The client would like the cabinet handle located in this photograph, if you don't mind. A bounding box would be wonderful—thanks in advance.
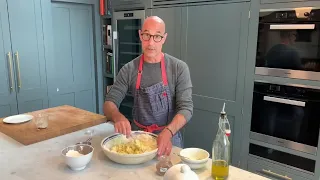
[14,51,22,90]
[7,52,14,92]
[261,169,292,180]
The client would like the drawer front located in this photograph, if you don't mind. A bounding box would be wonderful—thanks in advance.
[248,160,310,180]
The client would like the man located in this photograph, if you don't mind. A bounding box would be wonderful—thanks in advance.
[103,16,193,156]
[265,30,302,70]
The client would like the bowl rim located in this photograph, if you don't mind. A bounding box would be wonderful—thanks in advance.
[179,147,210,163]
[61,144,94,157]
[100,131,158,157]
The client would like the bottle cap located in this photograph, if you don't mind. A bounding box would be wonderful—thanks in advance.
[225,129,231,136]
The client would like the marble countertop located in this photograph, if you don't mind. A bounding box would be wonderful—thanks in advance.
[0,122,270,180]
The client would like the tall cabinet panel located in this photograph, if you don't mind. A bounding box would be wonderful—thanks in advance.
[0,0,18,117]
[149,7,182,59]
[7,0,48,113]
[183,2,250,167]
[50,2,96,113]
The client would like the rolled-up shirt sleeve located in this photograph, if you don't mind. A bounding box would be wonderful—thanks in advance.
[175,61,193,122]
[105,64,129,108]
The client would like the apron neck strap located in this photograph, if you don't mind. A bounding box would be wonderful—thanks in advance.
[136,53,168,90]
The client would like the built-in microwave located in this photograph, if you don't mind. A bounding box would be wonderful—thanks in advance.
[255,7,320,81]
[250,81,320,155]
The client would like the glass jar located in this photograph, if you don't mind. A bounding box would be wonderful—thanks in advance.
[212,103,231,180]
[156,155,173,176]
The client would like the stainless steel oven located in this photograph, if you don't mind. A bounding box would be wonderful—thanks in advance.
[250,81,320,155]
[256,7,320,81]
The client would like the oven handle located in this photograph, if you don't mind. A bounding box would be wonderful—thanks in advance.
[263,96,306,107]
[270,24,315,30]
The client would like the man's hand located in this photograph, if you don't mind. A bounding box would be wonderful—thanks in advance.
[157,128,173,156]
[114,114,131,137]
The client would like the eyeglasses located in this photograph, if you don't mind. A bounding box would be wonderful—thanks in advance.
[141,33,165,42]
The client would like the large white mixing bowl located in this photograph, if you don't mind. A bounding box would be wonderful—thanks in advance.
[101,131,158,165]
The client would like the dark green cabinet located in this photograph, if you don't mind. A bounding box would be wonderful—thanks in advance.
[0,0,48,118]
[8,0,49,113]
[182,2,250,167]
[148,7,182,59]
[49,2,97,113]
[0,0,18,117]
[0,0,100,118]
[148,1,250,167]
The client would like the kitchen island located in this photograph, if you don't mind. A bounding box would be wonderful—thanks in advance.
[0,121,269,180]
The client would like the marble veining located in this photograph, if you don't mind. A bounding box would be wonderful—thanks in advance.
[0,122,270,180]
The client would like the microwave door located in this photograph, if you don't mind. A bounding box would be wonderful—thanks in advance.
[263,96,306,107]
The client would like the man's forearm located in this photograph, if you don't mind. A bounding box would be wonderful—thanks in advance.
[166,114,187,135]
[103,101,125,122]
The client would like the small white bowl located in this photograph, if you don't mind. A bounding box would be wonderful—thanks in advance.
[61,144,94,171]
[179,148,209,170]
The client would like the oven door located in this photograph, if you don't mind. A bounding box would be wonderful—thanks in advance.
[255,8,320,81]
[250,82,320,155]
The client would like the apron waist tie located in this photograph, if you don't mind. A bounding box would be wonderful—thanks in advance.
[134,120,165,133]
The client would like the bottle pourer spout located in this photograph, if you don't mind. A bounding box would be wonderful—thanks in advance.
[221,103,226,115]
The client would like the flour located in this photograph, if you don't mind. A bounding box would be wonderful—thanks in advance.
[66,150,83,157]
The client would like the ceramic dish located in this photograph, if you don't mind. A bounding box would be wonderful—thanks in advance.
[61,144,94,171]
[101,131,158,165]
[179,148,209,169]
[3,114,33,124]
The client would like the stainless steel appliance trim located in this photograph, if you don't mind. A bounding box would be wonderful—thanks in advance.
[254,80,320,90]
[112,36,117,82]
[270,24,315,30]
[261,169,292,180]
[250,131,317,155]
[263,96,306,107]
[260,7,320,12]
[255,67,320,81]
[248,154,315,176]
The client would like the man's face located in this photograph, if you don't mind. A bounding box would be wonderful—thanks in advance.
[289,31,297,45]
[139,21,167,59]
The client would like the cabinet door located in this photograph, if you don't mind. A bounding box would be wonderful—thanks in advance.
[183,2,250,167]
[0,0,18,118]
[7,0,48,113]
[50,2,96,113]
[150,7,182,59]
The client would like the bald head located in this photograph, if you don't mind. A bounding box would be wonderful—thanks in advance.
[139,16,167,62]
[142,16,166,34]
